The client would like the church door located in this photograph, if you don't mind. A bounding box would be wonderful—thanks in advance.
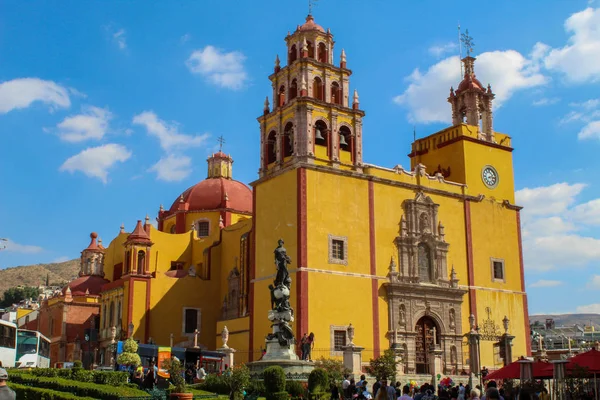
[415,316,439,374]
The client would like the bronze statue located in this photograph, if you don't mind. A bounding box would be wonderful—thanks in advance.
[274,239,291,289]
[267,239,296,347]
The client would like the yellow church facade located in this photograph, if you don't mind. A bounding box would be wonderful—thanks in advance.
[92,14,530,373]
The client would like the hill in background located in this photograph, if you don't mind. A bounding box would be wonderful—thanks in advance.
[530,314,600,327]
[0,259,79,297]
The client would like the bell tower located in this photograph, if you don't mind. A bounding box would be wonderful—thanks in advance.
[257,14,365,177]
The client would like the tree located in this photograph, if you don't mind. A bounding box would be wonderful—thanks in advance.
[162,357,187,394]
[314,357,351,384]
[223,364,250,400]
[116,337,141,367]
[365,349,399,382]
[0,286,40,308]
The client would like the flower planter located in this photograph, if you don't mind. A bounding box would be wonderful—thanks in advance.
[170,393,193,400]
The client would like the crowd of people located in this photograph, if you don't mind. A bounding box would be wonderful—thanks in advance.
[335,375,551,400]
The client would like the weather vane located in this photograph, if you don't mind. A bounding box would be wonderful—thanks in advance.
[217,135,226,152]
[460,29,474,57]
[308,0,318,15]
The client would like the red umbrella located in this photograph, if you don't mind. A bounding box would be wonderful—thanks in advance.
[484,360,553,381]
[567,349,600,374]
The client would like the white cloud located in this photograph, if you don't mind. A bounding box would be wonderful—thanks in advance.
[576,304,600,313]
[571,98,600,110]
[52,256,70,263]
[132,111,209,151]
[578,121,600,140]
[572,198,600,225]
[0,78,70,114]
[393,49,547,124]
[516,182,586,216]
[529,280,563,288]
[428,42,458,58]
[180,33,191,44]
[56,106,112,142]
[521,216,576,238]
[59,143,131,183]
[186,45,247,90]
[532,97,560,106]
[1,239,43,254]
[113,29,127,50]
[543,7,600,83]
[148,154,192,182]
[586,275,600,289]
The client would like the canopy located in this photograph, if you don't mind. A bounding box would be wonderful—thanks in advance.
[567,349,600,374]
[484,360,553,381]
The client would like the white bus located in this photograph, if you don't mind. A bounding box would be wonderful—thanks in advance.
[16,329,50,368]
[0,320,17,368]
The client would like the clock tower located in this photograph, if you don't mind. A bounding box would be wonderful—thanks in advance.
[409,55,515,203]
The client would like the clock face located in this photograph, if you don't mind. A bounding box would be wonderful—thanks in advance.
[482,166,499,188]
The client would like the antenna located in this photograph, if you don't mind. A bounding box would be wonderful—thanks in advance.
[458,23,463,76]
[308,0,318,15]
[217,135,226,152]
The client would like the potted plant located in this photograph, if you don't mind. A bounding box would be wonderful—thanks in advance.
[162,357,192,400]
[116,338,141,368]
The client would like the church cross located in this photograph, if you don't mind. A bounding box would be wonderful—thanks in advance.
[217,135,226,152]
[308,0,318,15]
[460,29,475,57]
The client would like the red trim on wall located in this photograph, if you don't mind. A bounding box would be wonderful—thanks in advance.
[248,188,256,361]
[296,168,309,339]
[368,181,380,358]
[145,279,151,344]
[463,200,477,320]
[516,210,531,355]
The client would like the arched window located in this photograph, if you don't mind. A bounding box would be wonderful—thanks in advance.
[125,250,131,274]
[289,79,298,100]
[307,41,314,58]
[266,131,277,165]
[313,77,323,101]
[137,250,145,274]
[278,85,286,107]
[289,44,298,64]
[314,120,328,148]
[317,42,327,63]
[117,300,122,327]
[282,122,294,158]
[339,126,351,153]
[418,243,432,282]
[330,82,341,105]
[109,301,115,328]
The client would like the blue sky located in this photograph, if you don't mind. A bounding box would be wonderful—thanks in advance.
[2,0,600,315]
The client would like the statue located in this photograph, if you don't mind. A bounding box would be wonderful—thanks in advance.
[266,239,296,348]
[274,239,291,289]
[221,326,229,348]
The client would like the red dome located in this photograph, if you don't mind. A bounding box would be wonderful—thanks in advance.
[456,75,484,94]
[298,15,325,33]
[63,275,109,296]
[169,177,252,213]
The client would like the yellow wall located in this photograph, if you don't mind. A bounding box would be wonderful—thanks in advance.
[216,317,250,363]
[253,169,298,352]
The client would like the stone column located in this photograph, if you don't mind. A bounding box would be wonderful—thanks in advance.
[429,344,444,384]
[501,333,515,366]
[342,345,364,379]
[551,360,568,400]
[219,347,236,369]
[391,343,405,382]
[466,315,481,389]
[519,359,534,381]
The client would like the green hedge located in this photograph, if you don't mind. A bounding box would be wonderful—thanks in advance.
[285,380,307,398]
[263,366,286,394]
[9,373,149,400]
[15,367,129,385]
[8,382,97,400]
[308,369,328,393]
[193,374,230,395]
[267,391,290,400]
[246,380,267,396]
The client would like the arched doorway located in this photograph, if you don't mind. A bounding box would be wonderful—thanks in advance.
[414,316,440,374]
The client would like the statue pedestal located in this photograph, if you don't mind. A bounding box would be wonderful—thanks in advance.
[429,346,444,383]
[261,338,298,361]
[218,346,236,368]
[342,344,364,378]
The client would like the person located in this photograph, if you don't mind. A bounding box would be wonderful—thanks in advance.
[196,365,207,381]
[382,379,396,400]
[398,385,412,400]
[360,383,373,400]
[538,388,549,400]
[470,388,481,400]
[131,369,143,388]
[143,360,157,389]
[414,385,426,400]
[349,379,356,399]
[331,382,340,400]
[394,382,401,398]
[0,368,15,400]
[373,379,382,398]
[356,375,366,389]
[481,381,504,400]
[307,332,315,361]
[375,384,387,400]
[300,333,308,360]
[342,375,351,400]
[486,388,500,400]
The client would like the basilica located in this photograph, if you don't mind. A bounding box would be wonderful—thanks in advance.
[39,14,530,374]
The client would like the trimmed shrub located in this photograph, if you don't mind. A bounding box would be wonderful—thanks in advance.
[308,368,329,393]
[8,382,97,400]
[247,380,267,396]
[268,391,291,400]
[196,373,230,394]
[9,373,149,400]
[20,367,129,386]
[286,380,307,398]
[263,366,286,394]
